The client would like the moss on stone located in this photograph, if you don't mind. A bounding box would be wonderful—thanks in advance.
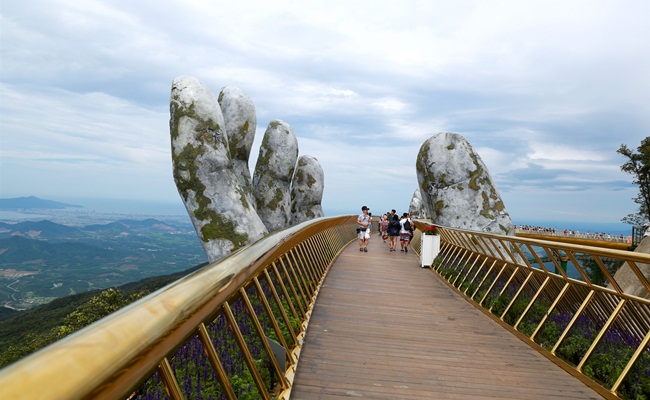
[468,165,483,190]
[266,188,284,211]
[306,173,317,188]
[446,143,455,150]
[196,209,249,251]
[172,144,207,203]
[171,97,242,247]
[493,199,505,212]
[416,142,430,174]
[169,101,222,144]
[255,137,277,180]
[435,200,444,216]
[236,186,250,210]
[227,129,241,160]
[439,173,447,188]
[294,169,304,185]
[480,192,494,219]
[467,151,486,191]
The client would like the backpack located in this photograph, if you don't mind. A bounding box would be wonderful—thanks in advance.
[403,220,411,231]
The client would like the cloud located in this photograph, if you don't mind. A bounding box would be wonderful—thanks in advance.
[1,0,649,223]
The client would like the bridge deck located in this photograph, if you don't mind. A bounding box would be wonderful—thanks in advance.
[290,235,603,399]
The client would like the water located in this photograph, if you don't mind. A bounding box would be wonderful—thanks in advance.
[513,220,632,237]
[0,196,635,237]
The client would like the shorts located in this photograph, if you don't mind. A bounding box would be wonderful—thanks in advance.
[358,229,370,240]
[400,233,411,243]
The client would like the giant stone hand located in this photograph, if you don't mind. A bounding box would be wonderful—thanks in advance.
[170,76,325,263]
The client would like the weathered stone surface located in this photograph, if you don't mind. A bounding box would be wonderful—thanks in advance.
[218,86,256,209]
[253,120,299,231]
[170,76,268,263]
[610,236,650,299]
[409,188,428,219]
[416,132,514,235]
[291,155,325,224]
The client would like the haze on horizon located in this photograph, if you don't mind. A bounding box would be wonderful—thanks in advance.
[1,1,649,223]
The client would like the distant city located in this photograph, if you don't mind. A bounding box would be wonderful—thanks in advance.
[0,196,633,236]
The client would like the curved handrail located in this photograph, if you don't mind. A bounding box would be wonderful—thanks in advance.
[412,220,650,400]
[0,215,358,400]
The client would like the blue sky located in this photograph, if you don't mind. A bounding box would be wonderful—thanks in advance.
[1,0,649,224]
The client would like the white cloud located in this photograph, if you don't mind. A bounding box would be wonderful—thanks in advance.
[1,0,649,223]
[529,143,606,162]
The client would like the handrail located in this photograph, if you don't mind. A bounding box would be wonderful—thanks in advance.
[411,221,650,400]
[0,215,358,400]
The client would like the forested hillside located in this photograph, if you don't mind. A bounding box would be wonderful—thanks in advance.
[0,262,206,367]
[0,218,206,309]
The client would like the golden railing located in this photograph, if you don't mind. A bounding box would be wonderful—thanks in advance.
[0,215,358,400]
[411,221,650,400]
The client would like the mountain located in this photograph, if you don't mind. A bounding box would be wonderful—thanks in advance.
[0,235,114,264]
[0,261,208,365]
[0,218,206,310]
[0,219,183,240]
[83,218,177,233]
[0,220,85,240]
[0,196,82,210]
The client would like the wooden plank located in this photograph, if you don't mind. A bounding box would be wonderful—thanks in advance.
[290,236,604,399]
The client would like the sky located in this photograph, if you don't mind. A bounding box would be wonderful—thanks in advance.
[1,0,649,225]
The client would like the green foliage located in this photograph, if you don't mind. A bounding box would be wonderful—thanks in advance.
[0,263,204,368]
[52,288,143,339]
[436,256,650,399]
[0,218,206,310]
[489,293,511,316]
[130,275,304,399]
[517,300,550,337]
[558,328,595,365]
[502,295,529,326]
[0,288,143,367]
[618,137,650,225]
[0,331,56,367]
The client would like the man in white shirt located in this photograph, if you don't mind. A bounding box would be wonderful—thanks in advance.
[399,213,412,253]
[357,206,371,252]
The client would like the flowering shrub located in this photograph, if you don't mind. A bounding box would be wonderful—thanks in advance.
[422,225,438,235]
[437,259,650,399]
[132,278,300,399]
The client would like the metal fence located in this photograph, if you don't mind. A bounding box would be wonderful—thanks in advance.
[3,216,648,399]
[0,215,358,400]
[411,221,650,400]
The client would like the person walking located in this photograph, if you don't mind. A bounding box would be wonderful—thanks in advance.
[379,214,389,243]
[387,214,401,252]
[357,206,371,252]
[399,212,412,253]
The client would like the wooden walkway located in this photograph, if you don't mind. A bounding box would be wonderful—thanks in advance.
[290,235,603,399]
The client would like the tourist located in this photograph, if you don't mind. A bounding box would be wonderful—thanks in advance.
[357,206,371,252]
[399,213,412,252]
[379,214,389,243]
[387,214,401,252]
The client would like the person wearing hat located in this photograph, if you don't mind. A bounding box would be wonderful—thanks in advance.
[357,206,371,252]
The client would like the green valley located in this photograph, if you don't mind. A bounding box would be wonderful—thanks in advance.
[0,218,206,310]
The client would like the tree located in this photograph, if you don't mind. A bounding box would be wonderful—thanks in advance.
[618,137,650,225]
[52,288,143,339]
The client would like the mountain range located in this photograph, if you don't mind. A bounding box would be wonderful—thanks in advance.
[0,196,82,210]
[0,217,206,310]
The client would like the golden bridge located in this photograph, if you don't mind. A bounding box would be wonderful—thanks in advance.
[1,216,649,399]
